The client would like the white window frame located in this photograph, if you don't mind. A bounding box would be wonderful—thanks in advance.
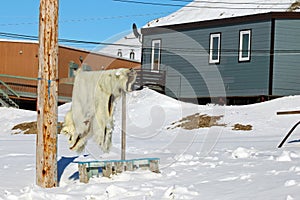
[151,39,161,72]
[209,33,221,64]
[239,29,251,62]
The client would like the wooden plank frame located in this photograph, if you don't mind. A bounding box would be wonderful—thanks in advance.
[77,158,160,183]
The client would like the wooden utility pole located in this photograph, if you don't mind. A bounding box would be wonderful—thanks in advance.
[121,91,126,160]
[36,0,59,188]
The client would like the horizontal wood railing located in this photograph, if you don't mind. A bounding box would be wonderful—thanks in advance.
[0,74,73,102]
[134,69,166,92]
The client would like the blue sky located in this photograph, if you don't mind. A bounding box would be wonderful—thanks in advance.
[0,0,187,49]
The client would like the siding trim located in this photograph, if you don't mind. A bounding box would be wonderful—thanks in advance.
[269,18,275,95]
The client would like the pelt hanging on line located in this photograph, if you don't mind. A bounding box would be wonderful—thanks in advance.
[61,68,136,153]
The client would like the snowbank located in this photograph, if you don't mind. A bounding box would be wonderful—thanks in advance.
[1,88,300,199]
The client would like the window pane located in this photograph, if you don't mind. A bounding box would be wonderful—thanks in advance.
[242,34,249,58]
[212,37,219,60]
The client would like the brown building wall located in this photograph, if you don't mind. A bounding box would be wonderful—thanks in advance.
[0,40,140,79]
[0,41,39,77]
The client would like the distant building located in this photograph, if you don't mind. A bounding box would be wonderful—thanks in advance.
[99,32,142,62]
[0,39,140,109]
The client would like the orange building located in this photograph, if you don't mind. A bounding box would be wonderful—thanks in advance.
[0,40,140,109]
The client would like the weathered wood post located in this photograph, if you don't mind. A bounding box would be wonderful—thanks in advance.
[36,0,59,188]
[121,91,126,160]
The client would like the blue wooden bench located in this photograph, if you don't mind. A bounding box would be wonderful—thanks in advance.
[75,158,160,183]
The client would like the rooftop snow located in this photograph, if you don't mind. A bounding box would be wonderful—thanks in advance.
[146,0,300,27]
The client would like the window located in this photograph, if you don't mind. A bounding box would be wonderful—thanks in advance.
[130,49,135,60]
[209,33,221,64]
[151,39,161,71]
[239,30,251,62]
[117,49,122,57]
[69,61,79,77]
[82,64,92,71]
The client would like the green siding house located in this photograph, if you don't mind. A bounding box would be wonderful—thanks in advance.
[141,12,300,104]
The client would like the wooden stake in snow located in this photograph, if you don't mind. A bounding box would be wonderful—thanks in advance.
[36,0,59,188]
[121,91,126,160]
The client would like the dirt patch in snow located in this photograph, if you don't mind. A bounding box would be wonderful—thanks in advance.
[12,121,63,134]
[232,123,252,131]
[168,113,253,131]
[168,113,226,130]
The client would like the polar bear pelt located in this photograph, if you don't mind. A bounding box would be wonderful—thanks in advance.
[61,68,137,153]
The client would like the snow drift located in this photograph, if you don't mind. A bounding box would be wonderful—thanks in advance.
[1,88,300,199]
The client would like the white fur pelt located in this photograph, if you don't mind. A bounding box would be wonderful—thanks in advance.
[61,68,137,153]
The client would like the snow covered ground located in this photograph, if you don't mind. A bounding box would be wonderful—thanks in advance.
[1,88,300,199]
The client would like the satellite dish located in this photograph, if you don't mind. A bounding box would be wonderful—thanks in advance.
[132,23,141,40]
